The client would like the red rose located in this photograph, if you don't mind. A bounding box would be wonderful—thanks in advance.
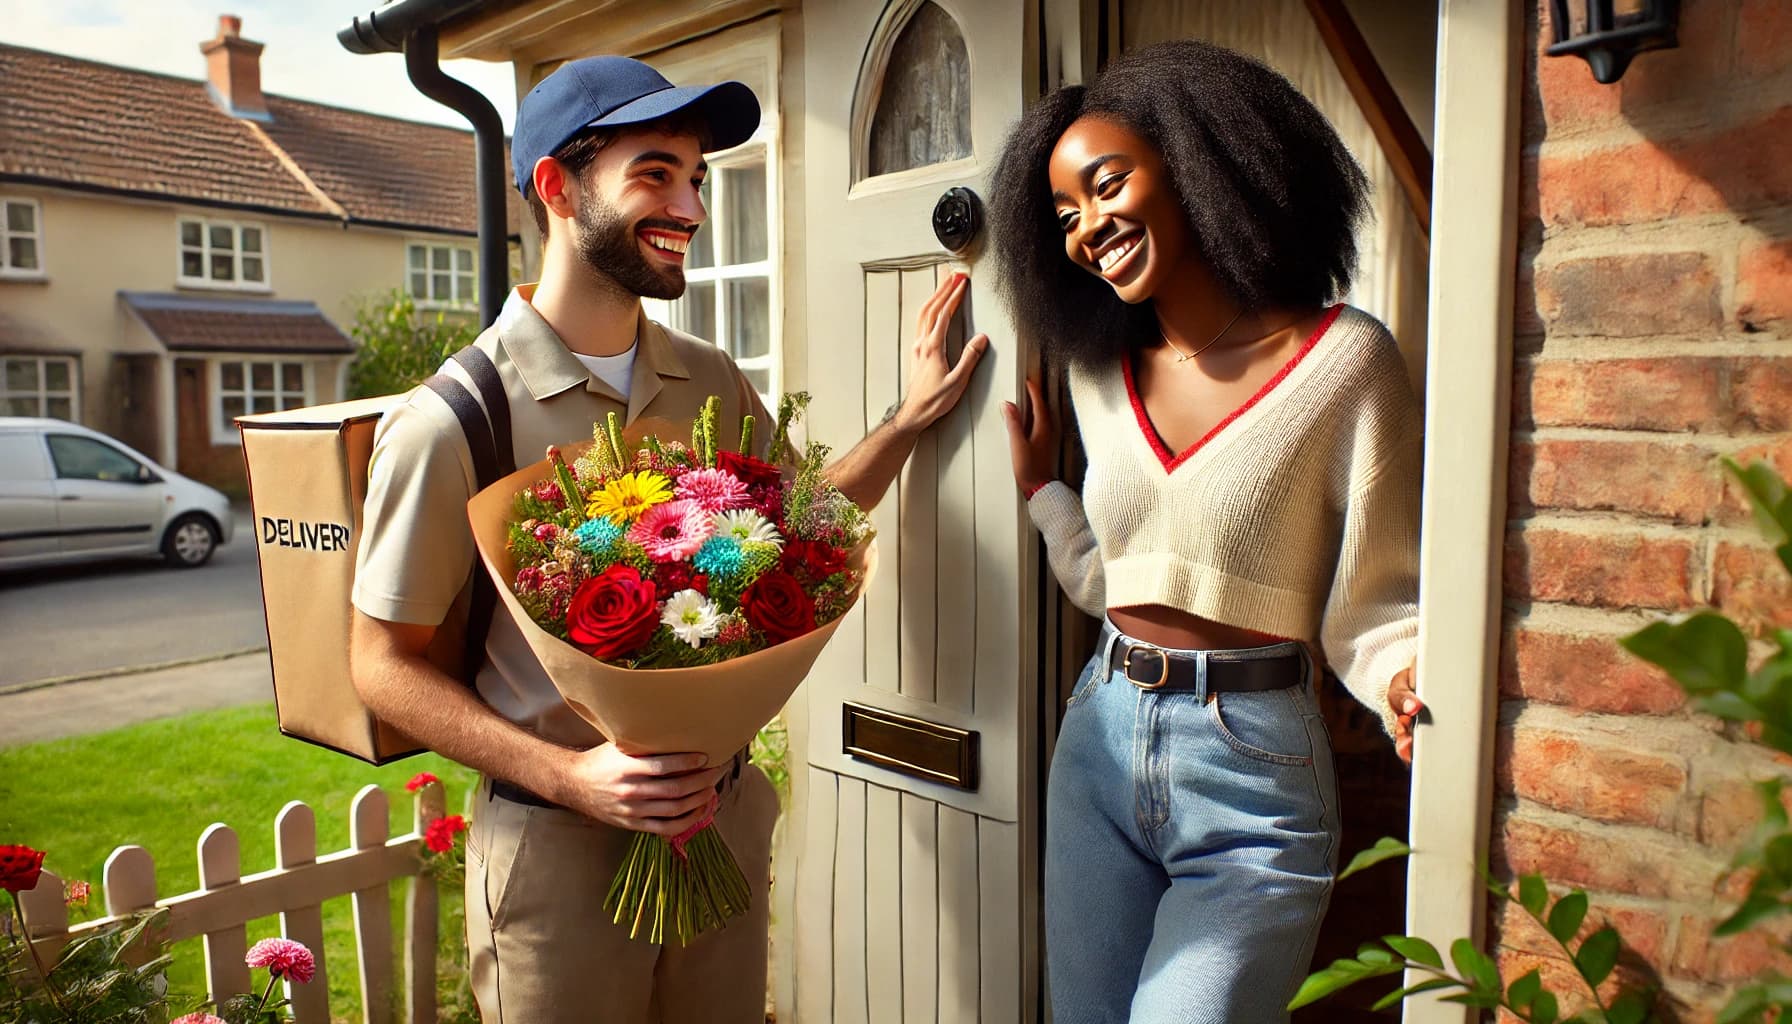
[0,845,45,894]
[566,565,660,660]
[405,771,439,793]
[741,570,817,644]
[424,815,468,854]
[782,539,848,583]
[716,450,781,492]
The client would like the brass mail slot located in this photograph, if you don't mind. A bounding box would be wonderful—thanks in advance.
[842,702,979,791]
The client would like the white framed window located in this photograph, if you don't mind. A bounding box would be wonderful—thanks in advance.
[639,27,783,407]
[2,355,77,419]
[209,358,309,444]
[178,217,269,289]
[407,241,477,307]
[1,198,45,278]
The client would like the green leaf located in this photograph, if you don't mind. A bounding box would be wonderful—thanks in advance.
[1519,874,1550,918]
[1288,958,1398,1009]
[1507,968,1542,1011]
[1357,943,1400,966]
[1338,837,1413,881]
[1606,989,1651,1024]
[1534,990,1560,1024]
[1575,926,1620,988]
[1383,934,1444,969]
[1726,459,1792,550]
[1620,612,1749,695]
[1441,990,1503,1008]
[1369,977,1459,1011]
[1548,891,1590,944]
[1450,938,1501,993]
[1716,892,1790,937]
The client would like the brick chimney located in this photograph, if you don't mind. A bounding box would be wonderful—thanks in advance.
[200,14,269,121]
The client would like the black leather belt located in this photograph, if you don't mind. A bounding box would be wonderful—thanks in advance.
[1107,637,1304,694]
[489,750,747,810]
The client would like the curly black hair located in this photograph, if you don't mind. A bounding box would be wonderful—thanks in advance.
[987,40,1371,366]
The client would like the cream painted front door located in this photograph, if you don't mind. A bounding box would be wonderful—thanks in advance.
[792,1,1038,1021]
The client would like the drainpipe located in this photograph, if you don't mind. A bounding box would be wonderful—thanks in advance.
[338,2,509,328]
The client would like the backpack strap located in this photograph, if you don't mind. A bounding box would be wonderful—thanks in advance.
[421,345,515,686]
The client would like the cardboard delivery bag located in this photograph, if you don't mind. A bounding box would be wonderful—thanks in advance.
[238,397,431,763]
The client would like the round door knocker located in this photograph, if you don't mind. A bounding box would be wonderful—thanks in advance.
[932,186,984,254]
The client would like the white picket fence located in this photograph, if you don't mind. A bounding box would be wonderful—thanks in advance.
[17,782,446,1024]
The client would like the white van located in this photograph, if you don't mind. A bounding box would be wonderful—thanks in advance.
[0,417,235,570]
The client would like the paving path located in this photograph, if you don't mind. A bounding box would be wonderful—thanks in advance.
[0,650,272,747]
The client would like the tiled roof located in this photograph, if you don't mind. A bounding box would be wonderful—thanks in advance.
[0,43,522,237]
[121,292,357,355]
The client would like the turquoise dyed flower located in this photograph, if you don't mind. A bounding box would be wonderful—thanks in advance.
[693,534,746,578]
[573,517,623,553]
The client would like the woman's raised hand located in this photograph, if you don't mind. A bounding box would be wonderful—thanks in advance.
[892,272,990,435]
[1001,376,1058,497]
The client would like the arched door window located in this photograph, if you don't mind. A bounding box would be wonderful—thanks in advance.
[855,1,972,182]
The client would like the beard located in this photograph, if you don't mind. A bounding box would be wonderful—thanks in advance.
[572,185,687,301]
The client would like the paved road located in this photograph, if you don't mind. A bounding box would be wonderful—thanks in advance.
[0,504,268,687]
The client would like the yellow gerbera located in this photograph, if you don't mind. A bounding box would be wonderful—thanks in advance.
[587,471,673,525]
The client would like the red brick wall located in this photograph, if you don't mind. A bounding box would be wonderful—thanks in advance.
[1499,1,1792,1018]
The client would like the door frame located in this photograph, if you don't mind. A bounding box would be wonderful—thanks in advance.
[1404,1,1522,1021]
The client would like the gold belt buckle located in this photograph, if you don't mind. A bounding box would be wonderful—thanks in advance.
[1123,644,1170,690]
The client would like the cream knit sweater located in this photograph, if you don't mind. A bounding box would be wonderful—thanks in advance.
[1028,305,1421,736]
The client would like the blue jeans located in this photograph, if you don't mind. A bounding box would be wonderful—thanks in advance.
[1045,623,1341,1023]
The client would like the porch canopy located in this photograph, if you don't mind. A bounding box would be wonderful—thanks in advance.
[119,292,356,355]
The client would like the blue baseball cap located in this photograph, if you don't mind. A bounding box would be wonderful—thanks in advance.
[511,56,761,195]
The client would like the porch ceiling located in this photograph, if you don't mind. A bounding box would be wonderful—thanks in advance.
[440,0,785,64]
[119,292,356,355]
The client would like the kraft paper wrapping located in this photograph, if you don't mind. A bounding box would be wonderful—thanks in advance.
[466,428,872,764]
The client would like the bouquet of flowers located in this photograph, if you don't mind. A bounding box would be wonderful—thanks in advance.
[466,393,874,945]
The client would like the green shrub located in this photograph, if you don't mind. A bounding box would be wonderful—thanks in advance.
[345,291,478,401]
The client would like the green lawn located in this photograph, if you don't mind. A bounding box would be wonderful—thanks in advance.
[0,703,479,1021]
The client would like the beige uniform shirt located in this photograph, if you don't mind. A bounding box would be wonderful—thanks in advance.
[352,285,771,746]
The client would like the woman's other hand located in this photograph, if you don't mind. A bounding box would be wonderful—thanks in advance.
[1388,661,1421,764]
[1002,377,1058,496]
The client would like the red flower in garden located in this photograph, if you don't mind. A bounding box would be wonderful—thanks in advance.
[64,879,91,908]
[405,772,440,793]
[424,815,468,854]
[740,570,817,644]
[245,937,316,984]
[0,845,45,894]
[566,565,660,660]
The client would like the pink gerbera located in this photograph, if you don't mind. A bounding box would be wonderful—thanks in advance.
[245,937,316,984]
[674,467,751,513]
[626,499,715,561]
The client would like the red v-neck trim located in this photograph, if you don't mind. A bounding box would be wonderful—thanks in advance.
[1124,304,1344,473]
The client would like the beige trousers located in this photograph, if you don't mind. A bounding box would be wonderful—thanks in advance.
[464,765,779,1023]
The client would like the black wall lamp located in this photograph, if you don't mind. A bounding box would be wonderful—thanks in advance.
[1547,0,1680,84]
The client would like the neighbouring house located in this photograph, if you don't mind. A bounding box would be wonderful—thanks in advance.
[0,16,522,495]
[348,1,1789,1021]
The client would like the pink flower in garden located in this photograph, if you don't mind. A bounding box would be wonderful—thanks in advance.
[170,1014,228,1024]
[405,772,439,793]
[626,499,715,561]
[64,879,90,907]
[245,937,316,984]
[674,467,751,513]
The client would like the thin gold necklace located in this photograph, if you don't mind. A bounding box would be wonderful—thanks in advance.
[1161,310,1244,364]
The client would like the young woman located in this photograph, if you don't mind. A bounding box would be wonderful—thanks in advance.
[990,40,1424,1022]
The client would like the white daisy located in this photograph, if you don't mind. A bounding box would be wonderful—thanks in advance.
[660,589,723,648]
[711,508,784,549]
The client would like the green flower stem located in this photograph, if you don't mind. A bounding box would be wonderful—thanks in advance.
[739,415,755,457]
[547,446,585,526]
[605,412,627,471]
[252,967,281,1021]
[7,894,71,1020]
